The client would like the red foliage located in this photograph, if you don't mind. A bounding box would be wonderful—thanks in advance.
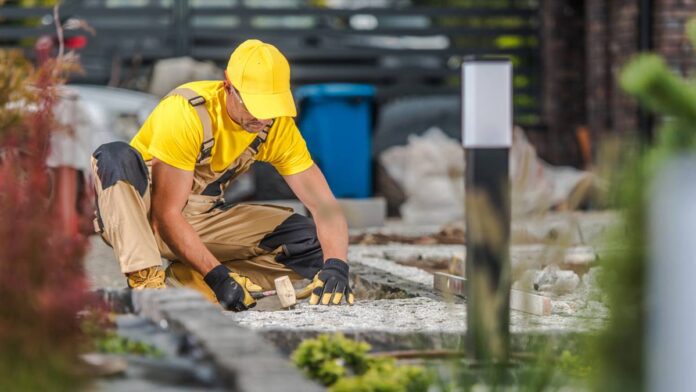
[0,55,92,387]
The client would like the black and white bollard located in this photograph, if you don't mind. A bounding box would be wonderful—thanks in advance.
[462,57,513,362]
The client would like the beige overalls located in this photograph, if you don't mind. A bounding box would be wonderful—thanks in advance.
[90,88,323,302]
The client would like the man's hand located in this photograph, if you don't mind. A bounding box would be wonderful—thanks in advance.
[306,259,354,305]
[204,265,261,311]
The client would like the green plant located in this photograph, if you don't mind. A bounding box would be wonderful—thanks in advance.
[81,311,162,357]
[331,361,431,392]
[292,334,373,386]
[587,16,696,392]
[557,350,591,379]
[95,332,163,357]
[292,334,431,391]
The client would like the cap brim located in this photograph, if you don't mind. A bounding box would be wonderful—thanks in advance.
[239,89,297,119]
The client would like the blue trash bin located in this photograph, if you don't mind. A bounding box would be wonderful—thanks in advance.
[295,84,375,198]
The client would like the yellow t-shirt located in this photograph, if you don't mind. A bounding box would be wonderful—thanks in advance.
[130,80,314,176]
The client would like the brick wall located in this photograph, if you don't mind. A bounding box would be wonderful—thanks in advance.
[545,0,696,164]
[586,0,611,140]
[590,0,696,139]
[654,0,696,74]
[610,0,640,136]
[582,0,639,141]
[540,0,586,165]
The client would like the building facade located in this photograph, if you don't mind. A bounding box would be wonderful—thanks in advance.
[540,0,696,165]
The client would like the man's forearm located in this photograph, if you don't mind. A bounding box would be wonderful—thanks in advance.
[310,201,349,262]
[151,212,220,275]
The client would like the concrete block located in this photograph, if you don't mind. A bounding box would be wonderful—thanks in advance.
[510,290,552,316]
[131,287,322,392]
[564,246,597,264]
[433,272,552,316]
[433,272,467,296]
[339,197,387,228]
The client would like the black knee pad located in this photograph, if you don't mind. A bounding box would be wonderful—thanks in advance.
[93,142,149,196]
[259,213,324,279]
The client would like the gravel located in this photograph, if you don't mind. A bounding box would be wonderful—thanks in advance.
[225,297,605,334]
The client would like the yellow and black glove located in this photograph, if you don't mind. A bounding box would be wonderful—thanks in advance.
[305,258,355,305]
[203,265,261,312]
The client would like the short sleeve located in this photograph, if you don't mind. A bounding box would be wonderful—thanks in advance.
[259,118,314,176]
[146,96,203,171]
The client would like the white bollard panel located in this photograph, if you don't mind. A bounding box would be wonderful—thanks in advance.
[462,59,512,148]
[649,157,696,392]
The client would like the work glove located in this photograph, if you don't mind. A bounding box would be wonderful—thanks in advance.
[204,265,261,312]
[305,258,355,305]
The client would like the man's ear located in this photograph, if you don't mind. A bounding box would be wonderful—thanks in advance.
[223,70,232,89]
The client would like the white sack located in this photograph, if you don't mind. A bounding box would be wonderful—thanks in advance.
[149,57,223,97]
[380,126,596,224]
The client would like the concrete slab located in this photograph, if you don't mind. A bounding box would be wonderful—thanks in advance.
[85,235,123,289]
[350,255,434,287]
[349,210,620,247]
[224,297,604,334]
[350,245,607,319]
[349,219,443,237]
[350,243,599,277]
[339,197,387,228]
[433,272,553,316]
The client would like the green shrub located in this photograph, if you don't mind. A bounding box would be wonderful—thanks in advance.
[292,334,431,391]
[588,16,696,392]
[331,361,431,392]
[95,331,163,358]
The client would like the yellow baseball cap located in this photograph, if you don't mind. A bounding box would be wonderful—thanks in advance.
[226,39,296,119]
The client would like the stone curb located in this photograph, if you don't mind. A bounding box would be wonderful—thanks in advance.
[131,288,324,392]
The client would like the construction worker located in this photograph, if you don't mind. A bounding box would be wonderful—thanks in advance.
[90,39,354,311]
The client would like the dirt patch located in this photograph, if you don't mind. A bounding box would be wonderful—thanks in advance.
[390,255,463,275]
[352,274,412,300]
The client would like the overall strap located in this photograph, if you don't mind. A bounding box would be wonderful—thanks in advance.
[249,124,271,153]
[163,88,214,163]
[199,124,273,197]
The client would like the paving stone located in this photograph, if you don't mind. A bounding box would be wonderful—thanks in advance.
[349,255,434,286]
[216,357,321,392]
[96,377,226,392]
[129,288,323,392]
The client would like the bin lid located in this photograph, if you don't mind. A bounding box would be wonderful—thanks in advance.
[295,83,375,102]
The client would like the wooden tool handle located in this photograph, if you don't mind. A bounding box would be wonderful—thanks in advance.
[251,290,276,299]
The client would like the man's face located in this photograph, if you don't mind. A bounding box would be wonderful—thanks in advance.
[224,82,274,133]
